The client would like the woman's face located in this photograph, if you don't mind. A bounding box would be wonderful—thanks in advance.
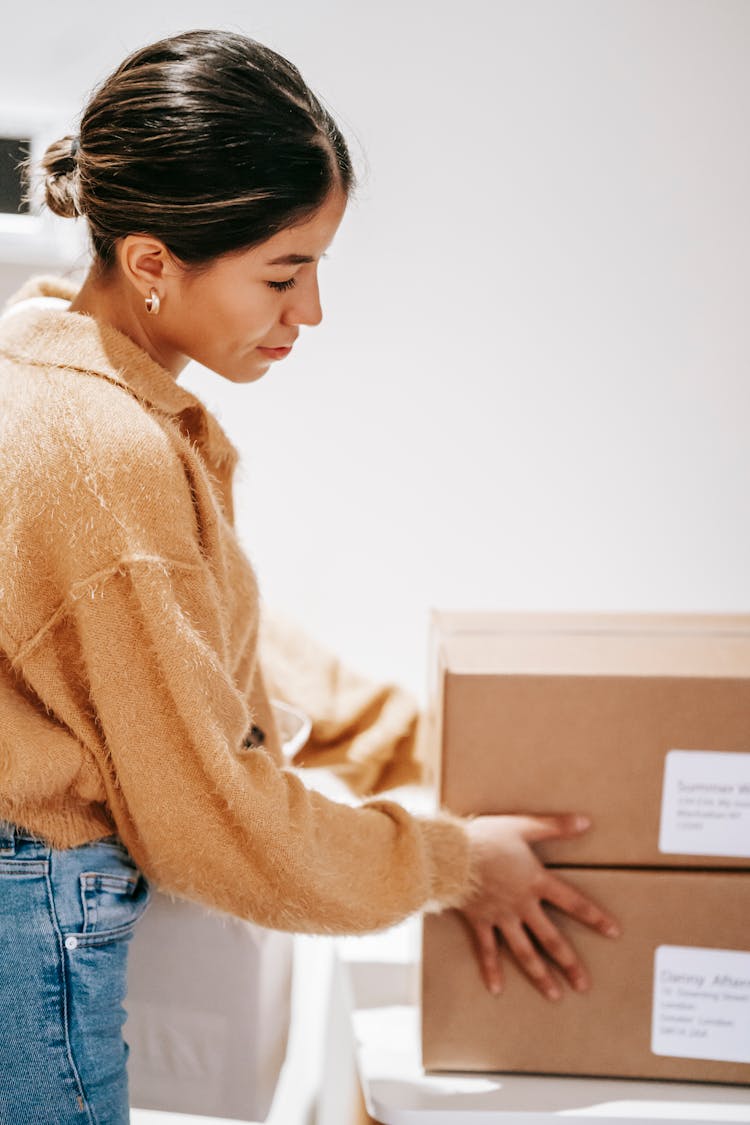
[133,185,348,383]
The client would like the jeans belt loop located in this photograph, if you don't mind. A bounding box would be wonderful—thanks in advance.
[0,819,17,856]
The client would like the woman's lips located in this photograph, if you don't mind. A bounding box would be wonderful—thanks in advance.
[257,346,292,359]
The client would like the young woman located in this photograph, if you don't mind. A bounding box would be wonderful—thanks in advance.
[0,28,619,1124]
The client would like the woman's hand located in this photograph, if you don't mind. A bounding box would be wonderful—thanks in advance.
[459,813,621,1000]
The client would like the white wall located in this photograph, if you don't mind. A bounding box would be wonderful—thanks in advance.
[2,0,748,703]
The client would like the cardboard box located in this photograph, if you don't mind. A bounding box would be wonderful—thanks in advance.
[428,610,750,868]
[421,868,750,1083]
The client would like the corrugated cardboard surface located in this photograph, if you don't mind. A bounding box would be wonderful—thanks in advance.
[429,610,750,868]
[421,868,750,1083]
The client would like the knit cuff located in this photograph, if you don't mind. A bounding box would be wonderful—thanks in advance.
[417,809,483,914]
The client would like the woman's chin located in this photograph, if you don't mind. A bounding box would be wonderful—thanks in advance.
[209,355,273,384]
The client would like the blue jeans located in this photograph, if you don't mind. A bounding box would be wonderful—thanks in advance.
[0,818,153,1124]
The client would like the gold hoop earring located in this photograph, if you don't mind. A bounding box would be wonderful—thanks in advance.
[144,288,161,316]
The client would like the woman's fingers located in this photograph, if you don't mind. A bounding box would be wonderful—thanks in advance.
[523,903,590,992]
[468,919,504,996]
[459,817,620,1002]
[497,919,563,1001]
[516,813,592,843]
[542,874,621,938]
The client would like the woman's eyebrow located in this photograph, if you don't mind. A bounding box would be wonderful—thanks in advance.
[266,251,329,265]
[267,253,313,265]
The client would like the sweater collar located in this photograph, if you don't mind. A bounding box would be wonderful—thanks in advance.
[0,273,239,472]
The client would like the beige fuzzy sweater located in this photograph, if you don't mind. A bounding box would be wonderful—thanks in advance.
[0,274,477,934]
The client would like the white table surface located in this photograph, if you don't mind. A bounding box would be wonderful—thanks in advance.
[330,917,750,1125]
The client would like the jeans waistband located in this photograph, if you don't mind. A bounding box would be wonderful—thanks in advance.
[0,818,50,856]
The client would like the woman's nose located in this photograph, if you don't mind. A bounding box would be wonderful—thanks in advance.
[283,277,323,328]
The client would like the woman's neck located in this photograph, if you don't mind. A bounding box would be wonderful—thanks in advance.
[67,269,189,379]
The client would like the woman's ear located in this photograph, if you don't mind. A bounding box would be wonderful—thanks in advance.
[118,234,182,299]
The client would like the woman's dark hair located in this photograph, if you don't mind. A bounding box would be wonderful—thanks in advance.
[28,28,356,272]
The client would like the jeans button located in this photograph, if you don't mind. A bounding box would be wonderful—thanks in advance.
[65,935,79,950]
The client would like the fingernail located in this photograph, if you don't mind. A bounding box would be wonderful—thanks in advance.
[605,922,621,937]
[575,815,591,830]
[490,979,502,996]
[574,975,589,992]
[547,985,562,1000]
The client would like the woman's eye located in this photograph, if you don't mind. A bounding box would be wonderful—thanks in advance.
[266,277,297,292]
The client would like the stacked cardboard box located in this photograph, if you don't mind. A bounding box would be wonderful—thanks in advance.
[421,611,750,1083]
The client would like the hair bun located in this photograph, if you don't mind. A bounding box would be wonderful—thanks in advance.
[39,135,82,219]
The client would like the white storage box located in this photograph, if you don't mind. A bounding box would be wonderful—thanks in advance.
[125,700,310,1121]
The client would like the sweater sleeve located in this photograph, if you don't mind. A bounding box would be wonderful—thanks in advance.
[258,602,435,797]
[56,423,478,934]
[67,557,476,933]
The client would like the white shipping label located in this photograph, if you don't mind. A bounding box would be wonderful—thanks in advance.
[652,946,750,1064]
[658,750,750,858]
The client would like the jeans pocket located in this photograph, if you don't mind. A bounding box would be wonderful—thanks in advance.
[76,869,152,944]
